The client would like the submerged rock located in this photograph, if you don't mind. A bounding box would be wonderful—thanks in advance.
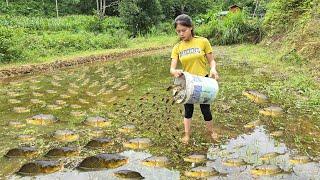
[78,153,128,170]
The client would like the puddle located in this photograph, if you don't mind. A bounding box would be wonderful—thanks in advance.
[207,126,320,179]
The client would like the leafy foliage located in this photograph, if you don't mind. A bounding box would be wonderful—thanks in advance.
[197,12,263,45]
[118,0,163,36]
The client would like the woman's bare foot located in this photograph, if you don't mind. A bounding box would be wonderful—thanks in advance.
[211,131,219,140]
[181,135,190,144]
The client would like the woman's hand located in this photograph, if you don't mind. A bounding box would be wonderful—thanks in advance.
[170,69,183,78]
[209,68,219,80]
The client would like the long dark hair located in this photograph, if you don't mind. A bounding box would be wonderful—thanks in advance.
[174,14,195,36]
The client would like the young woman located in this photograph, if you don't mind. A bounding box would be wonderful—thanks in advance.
[170,14,219,144]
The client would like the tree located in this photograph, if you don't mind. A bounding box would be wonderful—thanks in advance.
[96,0,118,19]
[119,0,163,36]
[55,0,59,17]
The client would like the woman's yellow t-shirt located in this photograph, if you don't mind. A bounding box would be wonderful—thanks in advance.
[171,36,213,76]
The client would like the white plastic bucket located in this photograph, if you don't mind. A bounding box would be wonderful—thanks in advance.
[173,72,219,104]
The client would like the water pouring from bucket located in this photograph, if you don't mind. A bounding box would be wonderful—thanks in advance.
[172,72,219,104]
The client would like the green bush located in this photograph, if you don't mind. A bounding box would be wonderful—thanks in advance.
[197,11,263,45]
[0,26,26,63]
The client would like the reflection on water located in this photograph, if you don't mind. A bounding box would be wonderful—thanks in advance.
[207,126,320,179]
[9,150,180,180]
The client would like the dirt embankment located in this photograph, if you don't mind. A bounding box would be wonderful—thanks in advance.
[0,46,171,79]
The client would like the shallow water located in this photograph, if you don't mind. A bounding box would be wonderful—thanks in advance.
[207,126,320,179]
[0,53,319,179]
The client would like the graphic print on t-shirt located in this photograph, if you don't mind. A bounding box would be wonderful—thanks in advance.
[179,48,201,58]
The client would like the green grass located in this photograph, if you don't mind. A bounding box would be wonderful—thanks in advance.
[0,35,177,69]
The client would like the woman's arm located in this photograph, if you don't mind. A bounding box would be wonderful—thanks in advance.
[206,53,219,80]
[170,58,183,78]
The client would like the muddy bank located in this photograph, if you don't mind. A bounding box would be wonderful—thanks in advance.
[0,46,171,79]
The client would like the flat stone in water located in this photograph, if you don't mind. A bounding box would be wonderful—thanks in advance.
[259,106,283,117]
[185,166,218,178]
[26,114,58,125]
[78,153,128,170]
[123,138,151,150]
[289,155,312,164]
[114,170,144,179]
[45,147,80,158]
[5,146,38,158]
[184,154,206,163]
[142,156,170,167]
[97,101,107,108]
[222,158,247,167]
[83,116,110,128]
[8,99,21,104]
[242,90,268,104]
[18,160,63,176]
[53,130,79,142]
[85,138,113,148]
[13,107,30,113]
[8,121,26,128]
[17,135,35,142]
[250,165,282,176]
[118,124,136,134]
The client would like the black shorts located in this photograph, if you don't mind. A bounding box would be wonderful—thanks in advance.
[184,103,212,121]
